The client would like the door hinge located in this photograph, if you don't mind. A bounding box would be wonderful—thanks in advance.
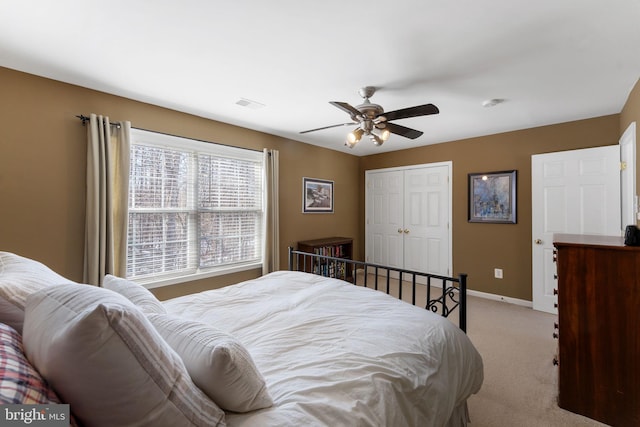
[621,161,627,171]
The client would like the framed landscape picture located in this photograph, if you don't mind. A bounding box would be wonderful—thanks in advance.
[303,177,334,213]
[468,170,517,223]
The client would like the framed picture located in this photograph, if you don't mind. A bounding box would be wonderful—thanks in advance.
[303,177,334,213]
[468,170,517,223]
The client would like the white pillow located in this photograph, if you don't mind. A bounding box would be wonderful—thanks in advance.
[103,274,167,314]
[22,283,225,427]
[0,251,76,333]
[148,313,273,413]
[0,298,24,334]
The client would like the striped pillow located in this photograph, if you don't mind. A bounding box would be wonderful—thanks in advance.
[22,283,225,427]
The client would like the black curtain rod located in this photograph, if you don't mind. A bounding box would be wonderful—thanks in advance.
[75,114,265,154]
[76,114,121,128]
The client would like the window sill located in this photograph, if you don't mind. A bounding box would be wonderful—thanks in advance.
[134,262,262,290]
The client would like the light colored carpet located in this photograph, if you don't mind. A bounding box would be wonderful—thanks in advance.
[356,275,608,426]
[465,296,607,426]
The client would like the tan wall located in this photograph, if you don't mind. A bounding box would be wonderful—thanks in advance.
[359,115,620,301]
[0,66,633,302]
[0,67,360,298]
[620,78,640,225]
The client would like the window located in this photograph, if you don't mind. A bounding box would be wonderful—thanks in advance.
[127,129,264,286]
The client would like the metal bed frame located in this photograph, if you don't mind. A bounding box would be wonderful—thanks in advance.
[288,247,468,333]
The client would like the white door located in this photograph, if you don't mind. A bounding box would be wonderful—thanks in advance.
[620,122,637,227]
[366,162,451,276]
[532,145,621,313]
[366,170,404,269]
[403,165,450,275]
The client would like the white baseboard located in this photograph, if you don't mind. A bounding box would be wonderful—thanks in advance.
[467,289,533,308]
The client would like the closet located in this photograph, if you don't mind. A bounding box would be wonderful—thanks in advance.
[365,162,451,276]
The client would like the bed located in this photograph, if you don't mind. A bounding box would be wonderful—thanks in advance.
[0,250,483,427]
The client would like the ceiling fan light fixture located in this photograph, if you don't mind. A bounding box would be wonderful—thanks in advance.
[370,134,384,146]
[345,140,358,148]
[301,86,440,149]
[346,127,364,147]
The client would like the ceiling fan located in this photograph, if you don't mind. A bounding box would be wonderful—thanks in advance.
[300,86,439,148]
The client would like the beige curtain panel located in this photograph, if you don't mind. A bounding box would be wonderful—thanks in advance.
[83,114,131,285]
[262,148,280,274]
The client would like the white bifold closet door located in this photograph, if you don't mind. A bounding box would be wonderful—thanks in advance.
[365,162,452,278]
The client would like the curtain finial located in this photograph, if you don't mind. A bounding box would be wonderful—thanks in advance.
[76,115,91,126]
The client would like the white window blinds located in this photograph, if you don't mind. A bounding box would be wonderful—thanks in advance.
[127,129,263,285]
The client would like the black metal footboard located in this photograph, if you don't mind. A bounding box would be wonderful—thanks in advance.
[287,247,468,333]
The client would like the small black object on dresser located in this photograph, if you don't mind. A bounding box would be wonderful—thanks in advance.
[624,224,640,246]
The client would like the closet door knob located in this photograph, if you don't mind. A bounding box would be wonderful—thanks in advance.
[403,229,410,234]
[398,228,403,234]
[535,239,543,245]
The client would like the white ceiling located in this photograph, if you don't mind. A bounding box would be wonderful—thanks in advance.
[1,0,639,156]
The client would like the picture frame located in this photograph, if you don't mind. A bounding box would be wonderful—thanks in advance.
[303,177,334,213]
[468,170,517,223]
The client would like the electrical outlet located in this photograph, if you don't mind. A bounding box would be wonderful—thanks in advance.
[494,268,503,279]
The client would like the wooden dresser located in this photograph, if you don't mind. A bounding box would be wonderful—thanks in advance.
[554,234,640,426]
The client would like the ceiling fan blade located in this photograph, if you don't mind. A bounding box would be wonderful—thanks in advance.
[300,122,356,134]
[378,103,439,121]
[384,122,424,140]
[330,101,363,118]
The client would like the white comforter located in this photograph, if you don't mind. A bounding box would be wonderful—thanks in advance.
[163,271,483,427]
